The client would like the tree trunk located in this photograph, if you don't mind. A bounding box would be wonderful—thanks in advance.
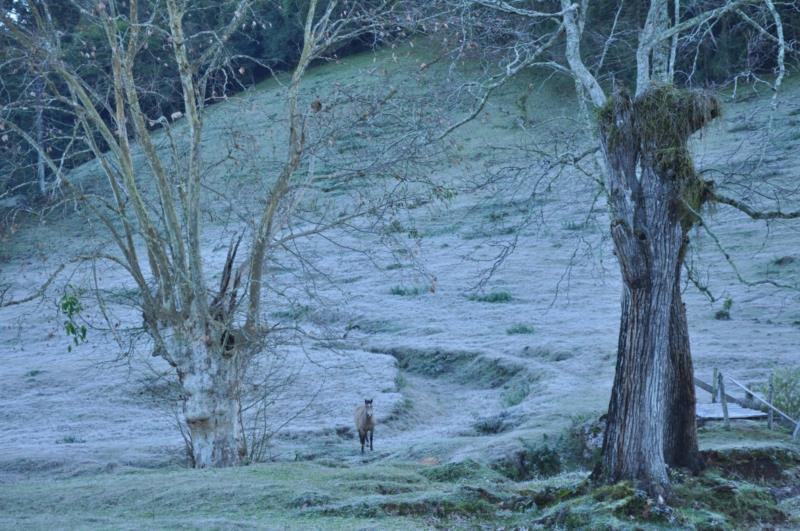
[664,241,701,471]
[168,328,245,468]
[596,86,718,496]
[601,225,681,496]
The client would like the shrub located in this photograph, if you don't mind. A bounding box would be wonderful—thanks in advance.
[715,297,733,320]
[757,367,800,420]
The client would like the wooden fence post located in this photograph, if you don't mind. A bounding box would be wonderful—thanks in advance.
[768,372,774,431]
[718,371,730,430]
[712,368,719,403]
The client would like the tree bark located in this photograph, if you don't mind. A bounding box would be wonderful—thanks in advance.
[596,86,718,496]
[663,240,701,471]
[600,202,682,497]
[168,328,245,468]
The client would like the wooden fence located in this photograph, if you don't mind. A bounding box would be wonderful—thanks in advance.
[695,370,799,440]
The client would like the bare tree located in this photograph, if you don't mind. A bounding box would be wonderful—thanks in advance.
[0,0,433,468]
[443,0,796,496]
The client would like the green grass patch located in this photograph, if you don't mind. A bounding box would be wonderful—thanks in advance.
[271,305,312,321]
[562,220,590,231]
[506,323,534,335]
[468,290,512,303]
[55,435,86,444]
[389,285,428,297]
[491,438,562,481]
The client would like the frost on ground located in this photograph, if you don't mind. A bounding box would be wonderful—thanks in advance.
[1,47,800,490]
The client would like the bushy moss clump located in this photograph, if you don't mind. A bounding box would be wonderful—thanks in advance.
[598,85,721,230]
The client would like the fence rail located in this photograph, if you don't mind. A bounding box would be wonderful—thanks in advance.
[696,370,799,440]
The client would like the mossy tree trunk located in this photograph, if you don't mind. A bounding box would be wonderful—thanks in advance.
[596,86,719,496]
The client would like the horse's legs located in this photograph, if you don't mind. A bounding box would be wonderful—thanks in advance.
[359,431,365,454]
[369,428,374,451]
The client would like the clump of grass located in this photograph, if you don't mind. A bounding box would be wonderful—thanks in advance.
[561,415,605,469]
[562,220,590,231]
[56,435,85,444]
[384,397,413,422]
[25,369,45,378]
[289,492,332,509]
[772,255,795,267]
[474,412,511,435]
[502,380,530,407]
[714,297,733,320]
[506,323,534,335]
[672,473,787,526]
[390,285,428,297]
[385,262,404,270]
[492,438,562,481]
[418,459,488,482]
[469,290,512,303]
[521,345,573,361]
[384,219,405,234]
[271,304,312,320]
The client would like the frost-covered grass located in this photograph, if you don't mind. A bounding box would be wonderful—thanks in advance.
[2,432,797,530]
[2,37,800,529]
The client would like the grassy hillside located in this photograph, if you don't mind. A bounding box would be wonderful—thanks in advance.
[1,42,800,529]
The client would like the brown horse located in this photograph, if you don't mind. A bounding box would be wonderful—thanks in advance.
[354,399,375,454]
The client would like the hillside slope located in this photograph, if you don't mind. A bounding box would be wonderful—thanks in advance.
[1,44,798,513]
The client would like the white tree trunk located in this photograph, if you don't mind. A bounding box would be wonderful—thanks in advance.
[166,328,245,468]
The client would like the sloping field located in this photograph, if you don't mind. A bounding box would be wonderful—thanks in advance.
[1,44,799,528]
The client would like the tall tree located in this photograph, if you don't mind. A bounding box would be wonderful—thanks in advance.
[445,0,795,496]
